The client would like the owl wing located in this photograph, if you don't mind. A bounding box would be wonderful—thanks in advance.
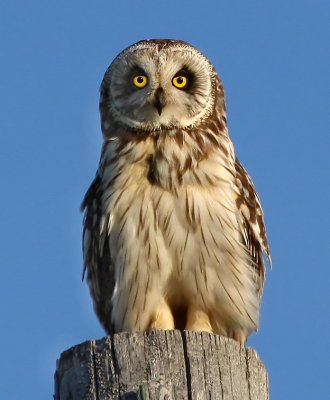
[234,157,271,295]
[81,173,115,333]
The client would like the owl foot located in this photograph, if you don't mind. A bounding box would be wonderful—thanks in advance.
[148,299,175,330]
[185,307,213,333]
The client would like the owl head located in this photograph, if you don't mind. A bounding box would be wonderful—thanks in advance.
[100,39,223,136]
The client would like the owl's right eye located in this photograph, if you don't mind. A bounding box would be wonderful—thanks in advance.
[132,75,148,88]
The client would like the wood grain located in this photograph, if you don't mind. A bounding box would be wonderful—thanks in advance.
[54,331,269,400]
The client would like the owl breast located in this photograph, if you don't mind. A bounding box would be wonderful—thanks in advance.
[101,133,261,340]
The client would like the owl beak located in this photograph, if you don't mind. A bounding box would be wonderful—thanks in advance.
[153,87,166,115]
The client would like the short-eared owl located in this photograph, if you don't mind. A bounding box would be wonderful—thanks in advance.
[81,39,271,344]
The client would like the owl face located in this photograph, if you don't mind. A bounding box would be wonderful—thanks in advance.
[100,40,217,132]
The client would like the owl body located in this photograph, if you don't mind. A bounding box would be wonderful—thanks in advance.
[82,40,270,344]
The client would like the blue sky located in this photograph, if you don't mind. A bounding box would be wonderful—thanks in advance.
[1,1,329,398]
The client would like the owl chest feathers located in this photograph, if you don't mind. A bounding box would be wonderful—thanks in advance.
[101,130,239,236]
[97,131,259,333]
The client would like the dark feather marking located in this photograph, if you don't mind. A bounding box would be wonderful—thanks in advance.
[204,173,214,186]
[81,178,100,213]
[134,310,140,327]
[154,192,164,211]
[205,131,220,147]
[222,214,241,235]
[185,189,190,224]
[192,148,203,163]
[143,270,150,311]
[104,153,120,166]
[143,227,150,246]
[109,146,133,166]
[183,155,192,173]
[191,197,196,225]
[232,279,257,326]
[172,154,183,186]
[230,268,244,288]
[134,255,140,282]
[153,205,158,231]
[199,252,207,287]
[120,296,129,329]
[105,171,123,189]
[120,250,128,283]
[216,214,225,231]
[226,254,247,279]
[200,226,211,257]
[211,247,222,266]
[102,189,116,205]
[154,238,161,270]
[132,152,147,164]
[176,171,183,186]
[163,209,173,234]
[217,214,241,247]
[207,204,215,223]
[174,130,184,147]
[226,248,242,265]
[111,186,128,208]
[180,256,184,273]
[183,231,189,252]
[196,206,202,226]
[215,271,244,317]
[194,131,205,149]
[172,153,180,168]
[209,229,219,249]
[115,140,134,155]
[217,215,242,250]
[138,201,145,232]
[192,170,202,185]
[117,212,129,240]
[132,284,139,310]
[119,202,131,220]
[168,166,173,191]
[195,269,207,307]
[147,155,159,185]
[218,142,229,158]
[215,199,235,214]
[168,231,175,247]
[121,174,132,189]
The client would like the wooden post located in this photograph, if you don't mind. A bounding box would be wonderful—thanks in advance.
[54,330,269,400]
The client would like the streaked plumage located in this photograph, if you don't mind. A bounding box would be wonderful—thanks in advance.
[81,39,271,344]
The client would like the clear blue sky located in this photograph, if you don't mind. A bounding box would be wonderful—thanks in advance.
[1,1,329,398]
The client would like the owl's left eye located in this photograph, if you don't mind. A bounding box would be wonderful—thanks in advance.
[132,75,148,88]
[172,75,188,89]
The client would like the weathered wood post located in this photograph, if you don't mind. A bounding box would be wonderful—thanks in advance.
[54,330,269,400]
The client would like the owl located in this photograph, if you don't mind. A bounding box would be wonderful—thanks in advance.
[81,39,271,344]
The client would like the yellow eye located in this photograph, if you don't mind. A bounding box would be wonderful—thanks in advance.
[172,75,188,89]
[132,75,148,88]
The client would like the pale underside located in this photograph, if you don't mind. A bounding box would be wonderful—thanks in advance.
[82,131,268,344]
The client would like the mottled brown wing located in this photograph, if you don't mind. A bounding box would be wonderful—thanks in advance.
[235,158,271,295]
[81,174,115,333]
